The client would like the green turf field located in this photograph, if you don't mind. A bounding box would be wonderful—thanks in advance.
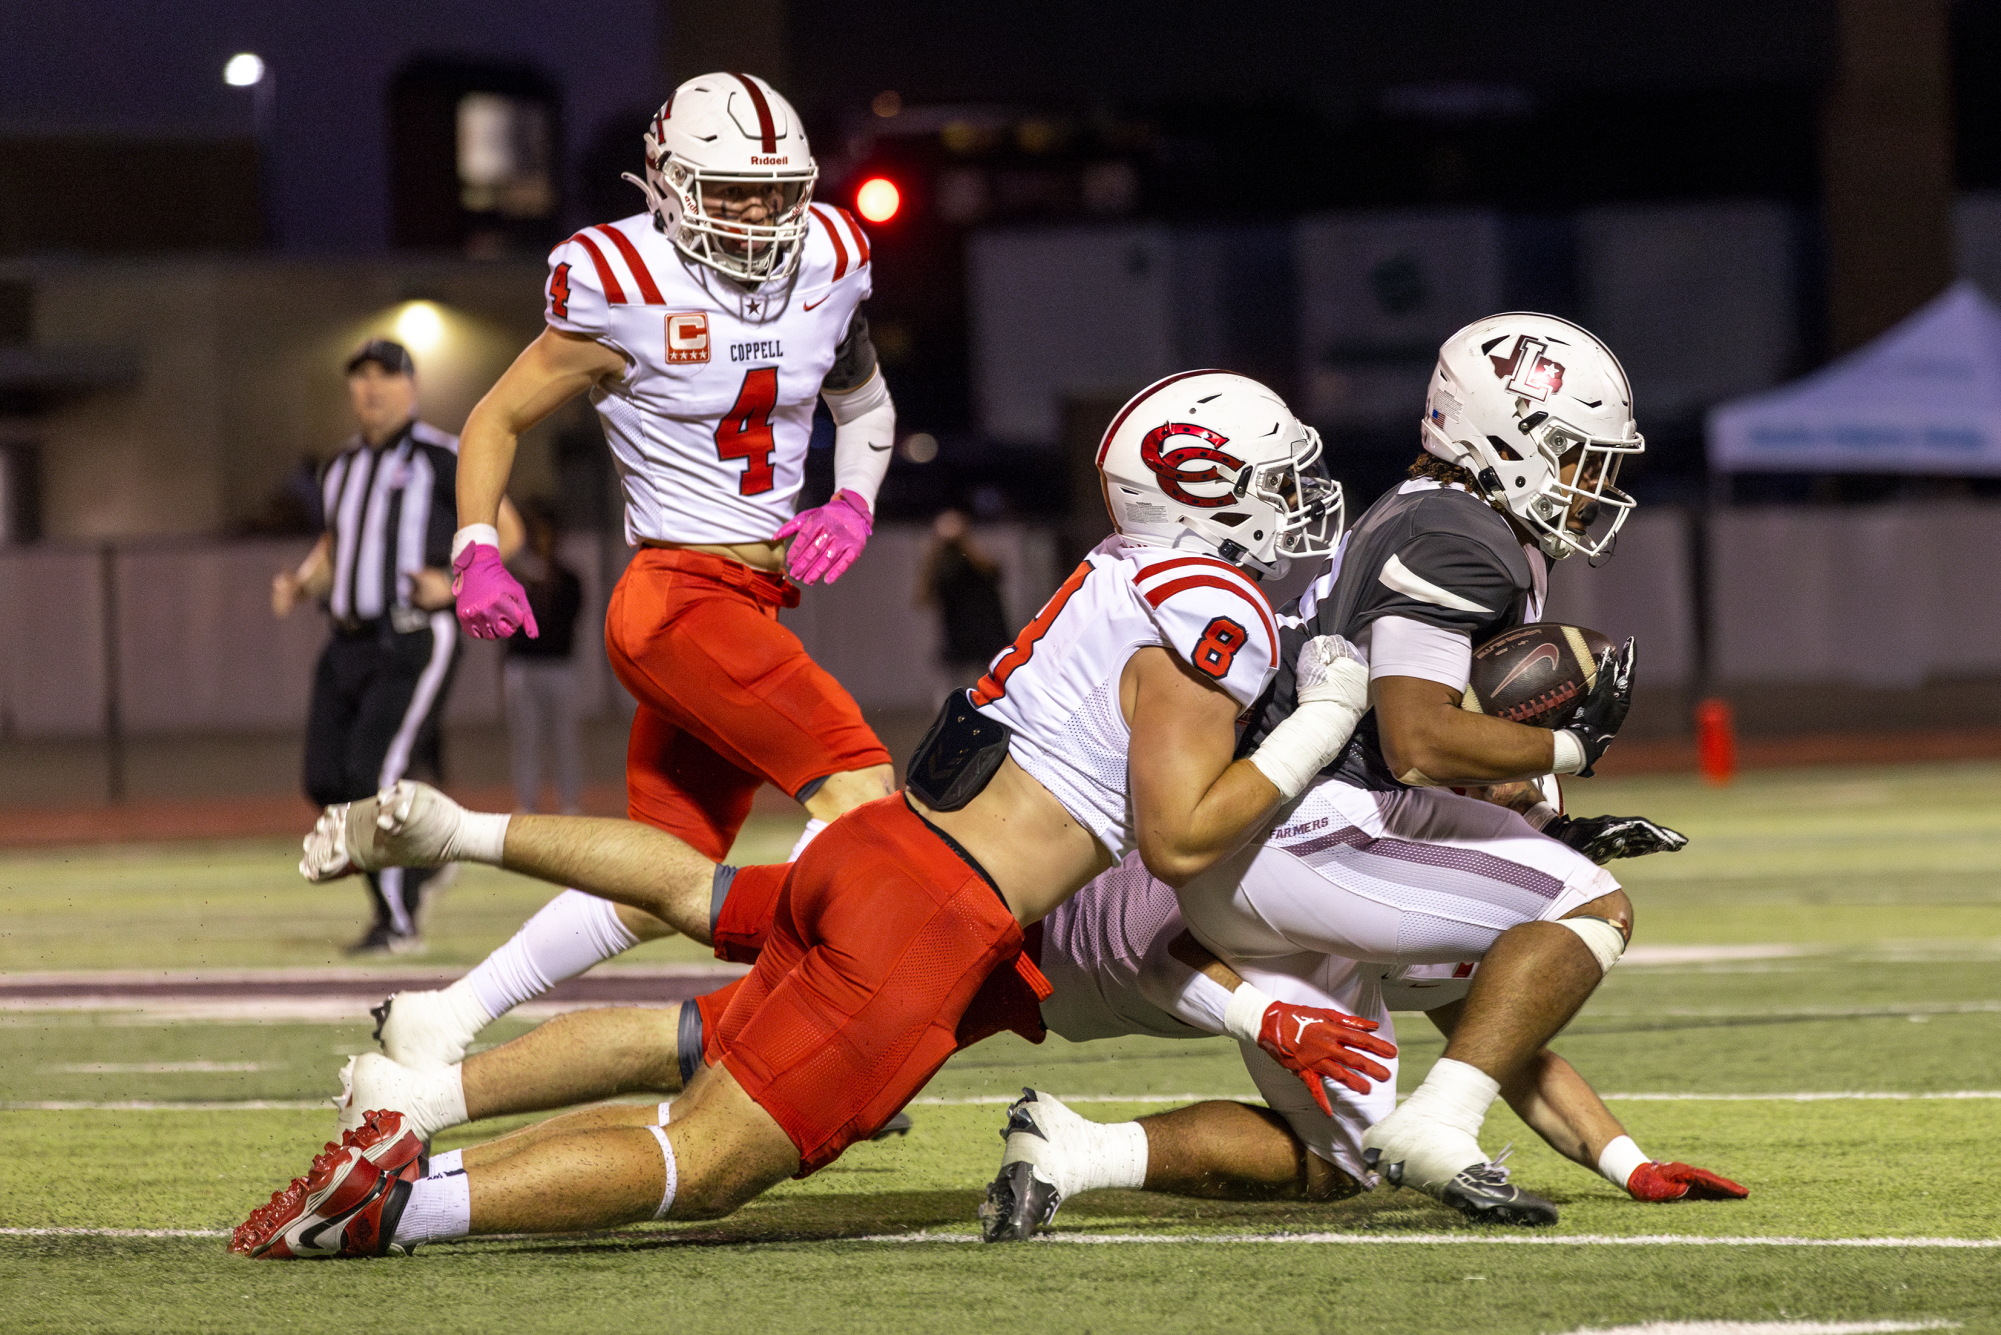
[4,764,2001,1333]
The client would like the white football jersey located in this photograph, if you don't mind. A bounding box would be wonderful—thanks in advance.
[544,204,874,545]
[971,535,1279,860]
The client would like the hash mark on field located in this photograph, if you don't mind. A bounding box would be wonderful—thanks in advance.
[0,1228,229,1238]
[44,1061,269,1074]
[856,1232,2001,1248]
[1560,1322,1959,1335]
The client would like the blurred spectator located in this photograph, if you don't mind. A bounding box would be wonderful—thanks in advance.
[917,508,1011,688]
[504,502,586,813]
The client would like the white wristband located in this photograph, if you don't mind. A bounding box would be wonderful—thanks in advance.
[1596,1133,1649,1189]
[1551,729,1587,776]
[451,524,501,562]
[1221,981,1275,1045]
[445,810,511,864]
[1250,697,1363,800]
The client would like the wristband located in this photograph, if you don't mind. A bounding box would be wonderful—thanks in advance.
[451,524,501,562]
[1221,980,1275,1045]
[445,810,511,865]
[1596,1133,1649,1189]
[1551,729,1587,776]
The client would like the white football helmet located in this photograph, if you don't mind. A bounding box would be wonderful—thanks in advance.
[1420,313,1643,562]
[623,72,818,283]
[1098,370,1342,576]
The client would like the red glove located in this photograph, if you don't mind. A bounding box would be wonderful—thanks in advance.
[1254,1001,1397,1117]
[1626,1161,1749,1202]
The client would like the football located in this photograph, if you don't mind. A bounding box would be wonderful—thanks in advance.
[1463,622,1615,728]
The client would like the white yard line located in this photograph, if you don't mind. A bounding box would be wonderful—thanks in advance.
[853,1231,2001,1248]
[1558,1323,1958,1335]
[3,1228,1995,1250]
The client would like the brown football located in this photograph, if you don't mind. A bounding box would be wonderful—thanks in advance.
[1463,622,1616,728]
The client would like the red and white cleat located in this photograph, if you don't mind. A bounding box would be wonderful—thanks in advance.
[229,1110,423,1259]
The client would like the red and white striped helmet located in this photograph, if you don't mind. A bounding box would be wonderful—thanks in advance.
[1097,371,1343,576]
[623,72,817,283]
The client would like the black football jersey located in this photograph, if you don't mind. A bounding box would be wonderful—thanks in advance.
[1241,480,1544,790]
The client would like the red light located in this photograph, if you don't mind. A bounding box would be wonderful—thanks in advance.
[856,177,901,223]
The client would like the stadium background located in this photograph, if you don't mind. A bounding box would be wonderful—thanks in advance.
[3,4,2000,1332]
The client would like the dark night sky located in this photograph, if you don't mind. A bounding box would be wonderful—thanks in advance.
[0,0,661,251]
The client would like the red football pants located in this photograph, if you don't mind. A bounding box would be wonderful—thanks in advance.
[606,547,890,860]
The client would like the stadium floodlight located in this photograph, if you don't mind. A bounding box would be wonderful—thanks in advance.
[224,53,266,87]
[394,301,446,355]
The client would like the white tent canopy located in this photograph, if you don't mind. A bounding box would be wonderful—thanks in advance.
[1707,279,2001,474]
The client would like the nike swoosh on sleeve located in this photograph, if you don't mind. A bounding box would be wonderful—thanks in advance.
[1379,553,1491,613]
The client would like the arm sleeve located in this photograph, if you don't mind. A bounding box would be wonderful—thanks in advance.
[1361,615,1473,690]
[1362,530,1523,636]
[1146,575,1279,710]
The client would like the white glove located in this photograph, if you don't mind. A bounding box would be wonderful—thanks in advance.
[1249,635,1370,800]
[298,781,508,883]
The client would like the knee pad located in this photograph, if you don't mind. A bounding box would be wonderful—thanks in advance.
[1555,915,1626,975]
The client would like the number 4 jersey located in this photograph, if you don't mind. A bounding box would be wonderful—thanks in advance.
[970,535,1280,860]
[544,206,875,545]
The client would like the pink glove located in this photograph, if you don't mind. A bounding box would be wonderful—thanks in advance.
[1626,1161,1749,1202]
[452,544,537,640]
[1253,1000,1398,1116]
[775,489,873,585]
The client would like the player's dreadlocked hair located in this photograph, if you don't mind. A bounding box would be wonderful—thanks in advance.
[1407,451,1479,488]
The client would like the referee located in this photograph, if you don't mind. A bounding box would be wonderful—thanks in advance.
[273,338,519,955]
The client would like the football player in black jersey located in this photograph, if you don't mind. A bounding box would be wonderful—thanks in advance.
[1179,313,1686,1224]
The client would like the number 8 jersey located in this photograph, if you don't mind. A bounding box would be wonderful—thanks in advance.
[544,205,876,546]
[970,535,1280,860]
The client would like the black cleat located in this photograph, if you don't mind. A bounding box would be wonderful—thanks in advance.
[1364,1148,1558,1227]
[979,1160,1061,1243]
[869,1112,914,1141]
[369,997,393,1047]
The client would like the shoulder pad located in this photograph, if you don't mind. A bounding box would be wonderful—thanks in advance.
[1130,554,1278,708]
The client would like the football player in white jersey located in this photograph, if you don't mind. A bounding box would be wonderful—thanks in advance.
[233,371,1385,1261]
[377,73,903,1054]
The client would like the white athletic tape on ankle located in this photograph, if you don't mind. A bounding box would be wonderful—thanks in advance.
[1556,915,1626,974]
[1221,982,1275,1046]
[1596,1133,1649,1189]
[1405,1057,1502,1138]
[646,1123,678,1220]
[450,810,511,864]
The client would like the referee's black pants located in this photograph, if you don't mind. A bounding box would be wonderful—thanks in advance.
[305,612,459,936]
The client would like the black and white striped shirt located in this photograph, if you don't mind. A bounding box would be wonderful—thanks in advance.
[318,421,460,627]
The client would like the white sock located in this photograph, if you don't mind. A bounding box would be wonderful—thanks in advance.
[390,1170,472,1249]
[427,1148,464,1174]
[465,889,642,1020]
[1401,1057,1501,1141]
[645,1124,678,1220]
[787,818,829,862]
